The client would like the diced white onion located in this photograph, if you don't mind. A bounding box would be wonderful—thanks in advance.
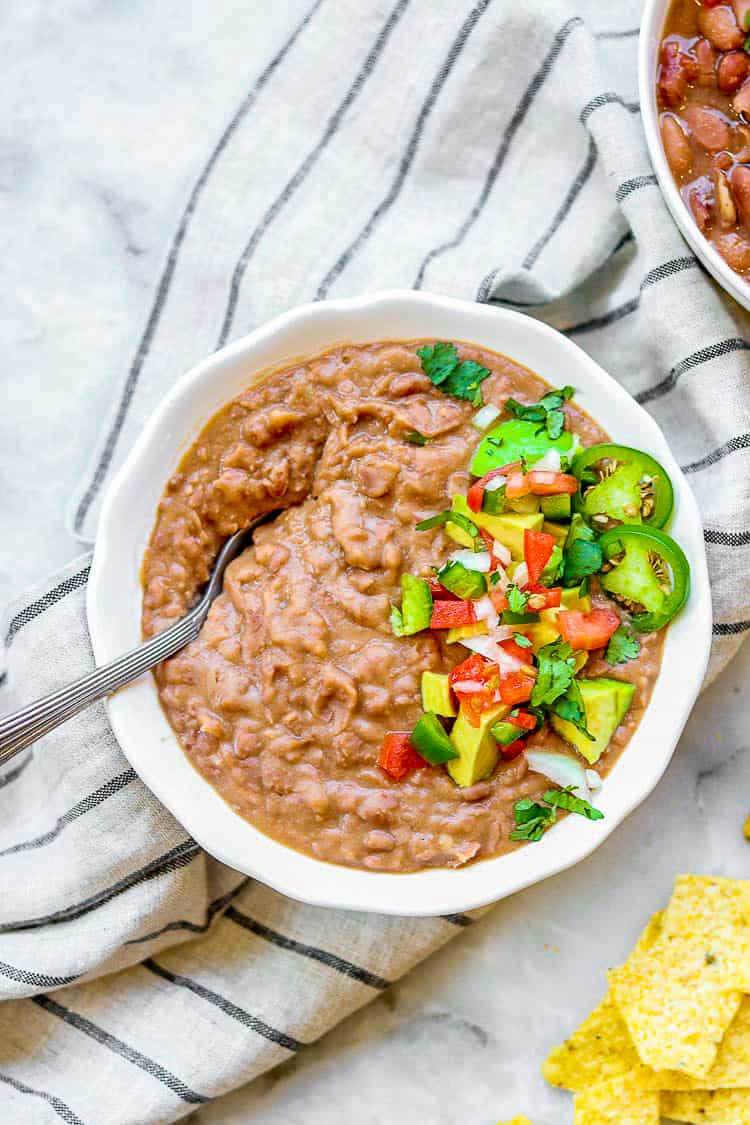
[460,634,525,673]
[492,540,511,566]
[532,449,562,473]
[585,769,602,792]
[492,566,509,593]
[484,476,506,492]
[525,750,591,800]
[490,624,514,642]
[451,679,484,693]
[513,561,530,590]
[471,404,501,431]
[448,550,491,573]
[474,596,500,629]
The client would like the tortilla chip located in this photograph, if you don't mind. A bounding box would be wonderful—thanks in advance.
[496,1119,535,1125]
[663,876,750,992]
[661,1088,750,1123]
[573,1072,659,1124]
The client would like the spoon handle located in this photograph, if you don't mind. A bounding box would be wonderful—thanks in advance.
[0,605,206,765]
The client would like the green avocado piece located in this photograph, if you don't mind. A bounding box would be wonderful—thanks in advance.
[421,672,457,718]
[540,493,572,521]
[451,495,543,560]
[505,494,541,515]
[470,418,579,478]
[551,677,635,764]
[448,702,510,788]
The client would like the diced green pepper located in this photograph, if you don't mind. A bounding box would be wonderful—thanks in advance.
[437,560,487,600]
[491,720,522,746]
[390,574,433,636]
[482,485,506,515]
[411,712,459,765]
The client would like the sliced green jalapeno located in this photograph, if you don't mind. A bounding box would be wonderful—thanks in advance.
[598,525,690,633]
[572,443,674,530]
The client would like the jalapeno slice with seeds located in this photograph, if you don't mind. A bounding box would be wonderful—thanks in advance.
[571,443,674,529]
[598,525,690,633]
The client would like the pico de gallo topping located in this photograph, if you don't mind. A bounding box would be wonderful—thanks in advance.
[378,344,691,846]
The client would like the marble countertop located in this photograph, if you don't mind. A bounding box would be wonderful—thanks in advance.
[4,4,748,1123]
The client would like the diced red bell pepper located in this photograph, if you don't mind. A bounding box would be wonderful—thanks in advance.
[527,584,562,609]
[524,528,556,586]
[499,671,535,706]
[378,733,428,780]
[504,471,531,499]
[558,607,621,651]
[430,600,478,629]
[508,709,537,731]
[525,471,579,495]
[466,463,522,513]
[500,738,526,760]
[426,577,460,600]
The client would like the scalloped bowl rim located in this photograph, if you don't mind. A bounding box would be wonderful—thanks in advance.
[87,290,711,916]
[639,0,750,311]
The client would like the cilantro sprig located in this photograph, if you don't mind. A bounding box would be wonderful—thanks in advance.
[507,585,530,614]
[605,625,640,666]
[417,343,490,407]
[530,639,594,741]
[504,385,574,440]
[510,786,603,842]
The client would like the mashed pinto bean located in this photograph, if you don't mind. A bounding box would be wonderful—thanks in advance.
[142,342,663,872]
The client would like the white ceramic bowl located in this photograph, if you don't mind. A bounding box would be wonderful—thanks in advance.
[87,290,711,916]
[639,0,750,311]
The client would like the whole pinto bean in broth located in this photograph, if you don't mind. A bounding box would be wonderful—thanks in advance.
[142,341,665,873]
[657,0,750,278]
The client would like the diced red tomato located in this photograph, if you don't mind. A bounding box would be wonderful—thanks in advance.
[499,738,526,761]
[499,671,535,706]
[558,607,621,651]
[449,654,500,726]
[505,470,579,499]
[378,733,428,780]
[524,529,556,586]
[500,638,534,665]
[426,577,460,600]
[430,600,477,629]
[508,710,537,731]
[527,584,562,609]
[466,463,521,513]
[449,652,494,689]
[489,586,509,612]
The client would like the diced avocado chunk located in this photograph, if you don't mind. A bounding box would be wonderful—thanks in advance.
[446,621,488,644]
[470,418,578,478]
[452,495,543,559]
[540,494,571,521]
[421,672,457,718]
[542,519,569,546]
[505,494,541,515]
[448,702,510,787]
[560,588,592,613]
[551,677,635,764]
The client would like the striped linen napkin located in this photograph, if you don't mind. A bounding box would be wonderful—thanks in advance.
[2,0,750,1120]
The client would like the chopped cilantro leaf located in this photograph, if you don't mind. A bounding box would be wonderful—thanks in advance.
[512,632,533,648]
[504,385,575,440]
[605,625,640,666]
[406,430,428,446]
[552,677,595,741]
[417,343,490,406]
[562,516,603,588]
[510,798,556,842]
[531,638,576,708]
[490,571,501,586]
[507,584,530,614]
[544,787,604,821]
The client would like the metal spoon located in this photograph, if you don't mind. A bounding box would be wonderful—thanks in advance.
[0,511,279,766]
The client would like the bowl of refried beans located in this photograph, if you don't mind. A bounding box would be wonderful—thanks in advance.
[87,290,711,916]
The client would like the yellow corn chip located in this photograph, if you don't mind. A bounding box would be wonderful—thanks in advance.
[496,1118,535,1125]
[663,876,750,992]
[661,1088,750,1123]
[573,1072,659,1124]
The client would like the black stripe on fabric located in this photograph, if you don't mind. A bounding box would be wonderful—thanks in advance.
[0,839,200,933]
[615,174,657,204]
[522,135,598,271]
[681,432,750,474]
[704,528,750,546]
[0,769,137,859]
[316,0,493,300]
[636,337,750,405]
[218,0,411,347]
[413,15,584,290]
[143,959,302,1052]
[565,255,698,336]
[713,620,750,635]
[4,567,90,648]
[580,91,640,126]
[225,905,390,990]
[0,751,33,790]
[71,0,324,535]
[0,960,79,990]
[0,1071,84,1125]
[33,995,210,1105]
[125,878,251,945]
[442,912,474,927]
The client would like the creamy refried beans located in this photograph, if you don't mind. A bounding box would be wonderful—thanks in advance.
[142,342,663,872]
